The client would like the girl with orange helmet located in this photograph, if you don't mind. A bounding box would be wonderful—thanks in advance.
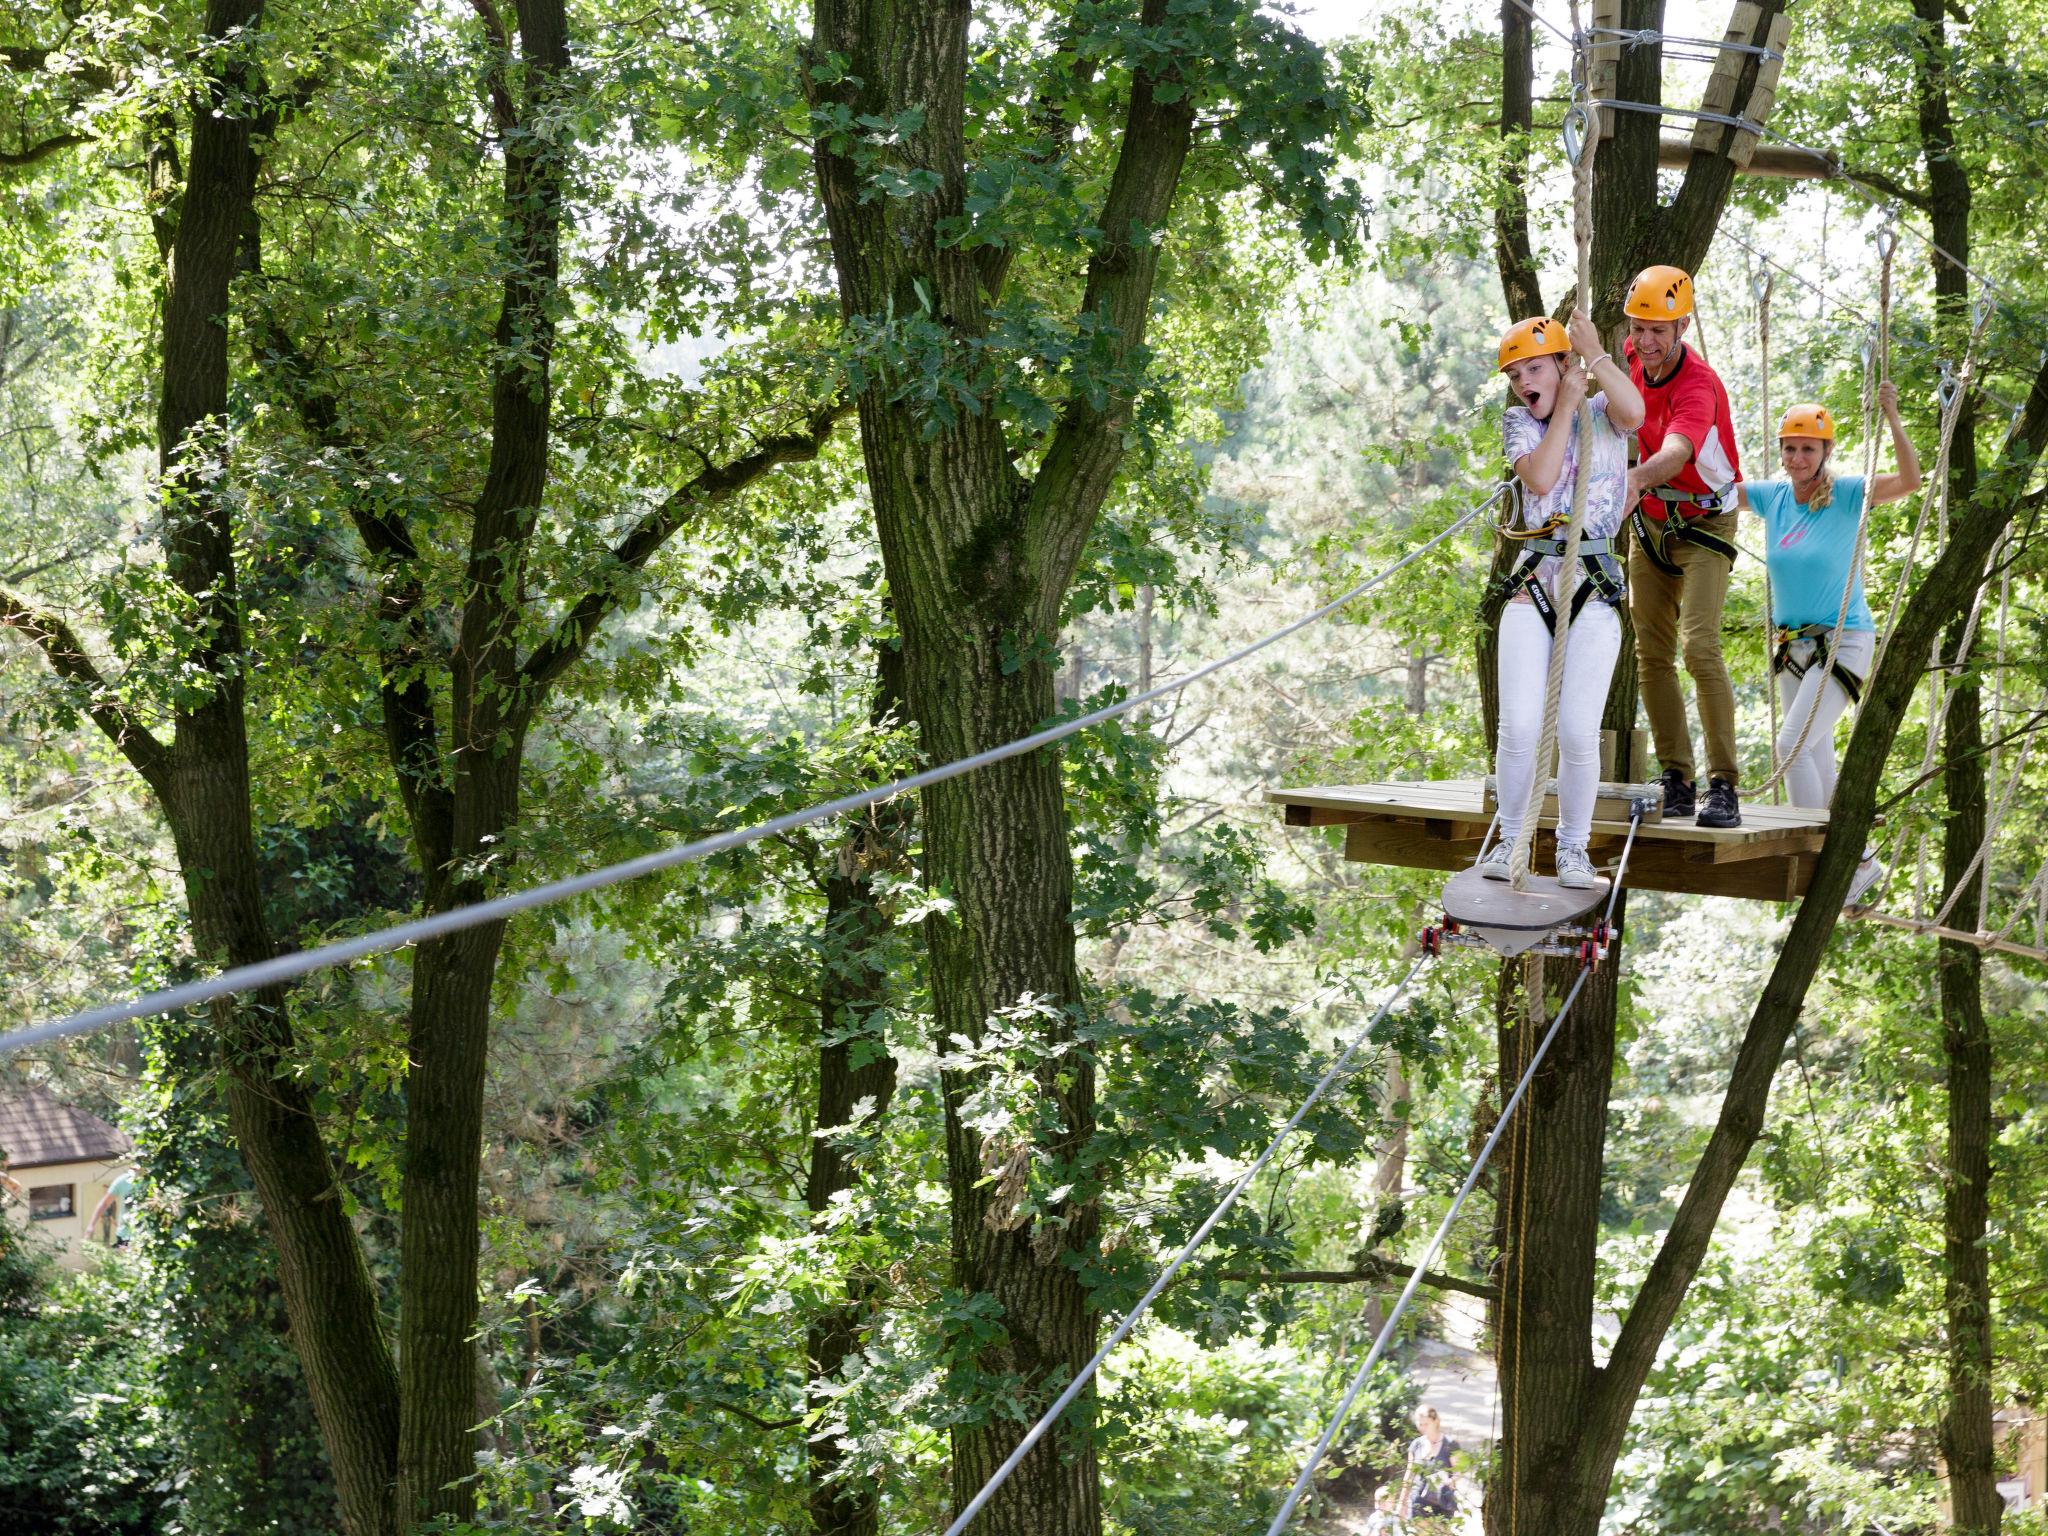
[1737,380,1923,905]
[1479,308,1645,889]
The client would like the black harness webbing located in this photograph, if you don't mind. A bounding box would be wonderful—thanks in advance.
[1630,497,1739,578]
[1772,622,1866,704]
[1489,535,1628,636]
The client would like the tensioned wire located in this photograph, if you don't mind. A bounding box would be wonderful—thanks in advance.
[0,480,1509,1056]
[1263,806,1648,1533]
[939,956,1432,1536]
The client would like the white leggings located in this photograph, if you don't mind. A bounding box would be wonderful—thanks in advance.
[1774,627,1875,809]
[1495,601,1622,852]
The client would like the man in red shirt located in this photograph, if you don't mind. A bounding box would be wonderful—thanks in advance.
[1623,264,1745,828]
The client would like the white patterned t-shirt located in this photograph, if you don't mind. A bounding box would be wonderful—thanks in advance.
[1502,393,1631,602]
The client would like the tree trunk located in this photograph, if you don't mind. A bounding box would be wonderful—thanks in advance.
[1909,0,2002,1523]
[395,0,567,1517]
[807,0,1199,1527]
[807,652,910,1536]
[153,6,403,1530]
[1937,617,2001,1536]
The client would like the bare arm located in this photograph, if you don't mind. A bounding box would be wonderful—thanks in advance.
[1627,434,1695,501]
[1869,380,1924,505]
[1568,307,1644,432]
[1513,367,1587,498]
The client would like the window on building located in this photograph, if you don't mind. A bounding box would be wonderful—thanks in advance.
[27,1184,75,1221]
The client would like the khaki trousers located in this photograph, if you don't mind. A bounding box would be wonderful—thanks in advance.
[1629,521,1738,785]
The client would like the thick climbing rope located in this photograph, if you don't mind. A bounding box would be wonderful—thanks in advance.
[1506,81,1599,890]
[1874,294,1995,673]
[1,483,1509,1058]
[1748,220,1895,800]
[1754,263,1784,802]
[942,961,1432,1535]
[1264,807,1650,1534]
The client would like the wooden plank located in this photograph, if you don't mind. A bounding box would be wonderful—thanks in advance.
[1689,3,1790,171]
[1482,777,1665,825]
[1338,818,1813,902]
[1590,0,1620,139]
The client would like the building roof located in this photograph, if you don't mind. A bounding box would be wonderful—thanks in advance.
[0,1086,132,1171]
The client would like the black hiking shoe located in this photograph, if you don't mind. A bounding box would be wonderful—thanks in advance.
[1696,777,1742,828]
[1659,767,1695,818]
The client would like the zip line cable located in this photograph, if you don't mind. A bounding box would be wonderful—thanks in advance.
[0,483,1508,1058]
[941,959,1432,1536]
[1264,807,1648,1534]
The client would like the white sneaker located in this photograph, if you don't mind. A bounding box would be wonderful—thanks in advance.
[1555,845,1598,890]
[1843,856,1887,910]
[1477,842,1513,882]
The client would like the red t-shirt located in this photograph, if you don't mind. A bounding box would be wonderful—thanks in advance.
[1626,340,1743,521]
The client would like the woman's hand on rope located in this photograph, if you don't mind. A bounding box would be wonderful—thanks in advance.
[1870,379,1926,507]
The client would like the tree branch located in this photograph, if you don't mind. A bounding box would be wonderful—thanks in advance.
[1843,161,1931,211]
[1660,0,1790,264]
[0,131,92,169]
[1020,0,1199,602]
[466,0,519,132]
[1214,1258,1497,1303]
[1,44,115,91]
[973,22,1098,304]
[258,320,453,871]
[0,592,174,798]
[517,400,849,697]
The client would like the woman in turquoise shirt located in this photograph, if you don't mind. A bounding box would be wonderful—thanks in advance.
[1738,382,1922,905]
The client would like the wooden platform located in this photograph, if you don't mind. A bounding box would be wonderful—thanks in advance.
[1271,779,1835,903]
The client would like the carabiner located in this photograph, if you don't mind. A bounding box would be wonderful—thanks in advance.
[1874,213,1898,263]
[1936,360,1961,415]
[1562,103,1592,167]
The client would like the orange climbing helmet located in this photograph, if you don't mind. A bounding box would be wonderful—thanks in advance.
[1497,316,1571,371]
[1778,403,1837,441]
[1624,265,1696,321]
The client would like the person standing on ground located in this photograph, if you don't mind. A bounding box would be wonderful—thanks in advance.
[1398,1404,1460,1527]
[1623,264,1746,829]
[1736,384,1922,906]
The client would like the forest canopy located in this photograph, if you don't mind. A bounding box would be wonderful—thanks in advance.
[0,0,2045,1533]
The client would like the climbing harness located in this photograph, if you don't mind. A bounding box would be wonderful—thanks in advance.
[1629,498,1739,576]
[1487,533,1628,635]
[1771,623,1866,705]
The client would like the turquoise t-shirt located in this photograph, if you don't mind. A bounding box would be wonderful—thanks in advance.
[1752,474,1875,631]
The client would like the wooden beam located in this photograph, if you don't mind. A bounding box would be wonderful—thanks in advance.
[1338,818,1815,901]
[1658,133,1835,180]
